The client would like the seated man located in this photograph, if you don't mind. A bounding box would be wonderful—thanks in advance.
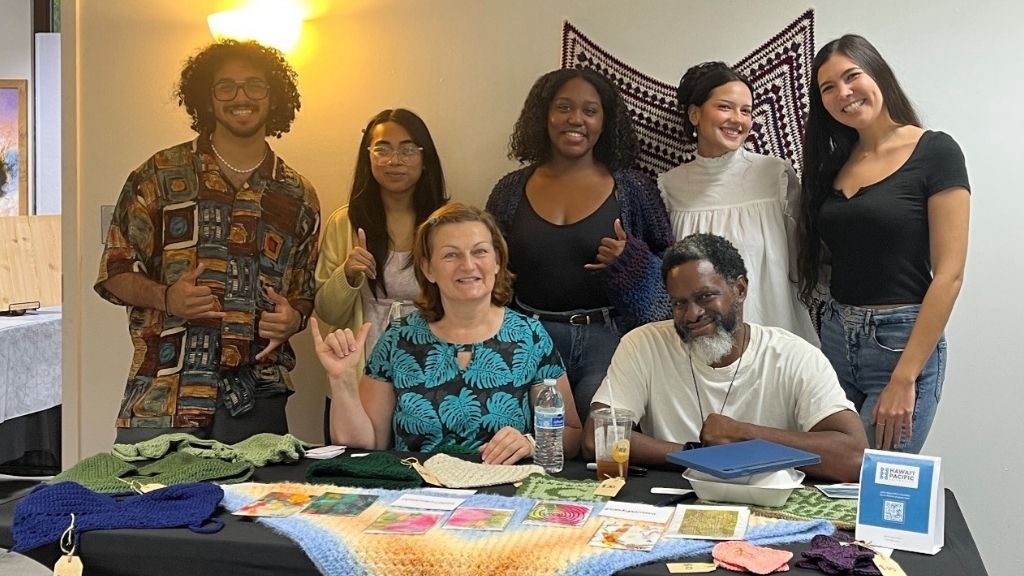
[583,233,867,482]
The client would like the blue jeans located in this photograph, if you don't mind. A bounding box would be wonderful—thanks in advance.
[516,301,621,424]
[820,300,946,453]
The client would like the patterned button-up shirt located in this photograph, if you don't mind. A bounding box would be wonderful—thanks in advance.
[96,137,320,428]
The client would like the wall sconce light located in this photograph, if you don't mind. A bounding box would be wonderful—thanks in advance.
[207,2,304,53]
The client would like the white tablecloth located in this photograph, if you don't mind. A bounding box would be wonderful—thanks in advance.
[0,306,61,424]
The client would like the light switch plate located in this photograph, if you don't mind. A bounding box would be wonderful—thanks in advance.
[100,205,114,245]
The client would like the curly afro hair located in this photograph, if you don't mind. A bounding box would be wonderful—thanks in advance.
[175,40,301,138]
[508,68,639,171]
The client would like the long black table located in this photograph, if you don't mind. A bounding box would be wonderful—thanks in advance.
[0,454,987,575]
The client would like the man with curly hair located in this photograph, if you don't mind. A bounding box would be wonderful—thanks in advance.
[95,40,320,443]
[582,233,867,481]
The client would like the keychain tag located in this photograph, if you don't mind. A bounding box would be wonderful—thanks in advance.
[873,554,909,576]
[401,457,444,486]
[666,562,716,573]
[53,513,83,576]
[53,554,83,576]
[594,476,626,498]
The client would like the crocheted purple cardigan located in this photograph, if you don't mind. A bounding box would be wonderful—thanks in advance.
[486,165,674,333]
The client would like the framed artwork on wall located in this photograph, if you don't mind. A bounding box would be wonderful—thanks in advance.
[0,79,29,216]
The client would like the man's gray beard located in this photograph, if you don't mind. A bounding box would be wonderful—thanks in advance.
[687,324,735,365]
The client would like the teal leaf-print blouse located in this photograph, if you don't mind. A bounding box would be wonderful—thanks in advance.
[366,308,565,453]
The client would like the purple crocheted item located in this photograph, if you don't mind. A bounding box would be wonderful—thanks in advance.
[795,534,881,575]
[13,481,223,552]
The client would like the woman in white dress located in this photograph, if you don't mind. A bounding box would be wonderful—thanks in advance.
[658,62,816,342]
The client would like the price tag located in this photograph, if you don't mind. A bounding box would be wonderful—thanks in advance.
[593,476,625,498]
[666,562,716,573]
[52,554,83,576]
[874,554,909,576]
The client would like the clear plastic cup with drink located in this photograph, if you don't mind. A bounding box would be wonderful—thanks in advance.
[592,407,633,480]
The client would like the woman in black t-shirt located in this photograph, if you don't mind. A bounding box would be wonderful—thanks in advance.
[797,35,970,453]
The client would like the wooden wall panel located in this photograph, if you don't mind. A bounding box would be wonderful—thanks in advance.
[0,215,61,310]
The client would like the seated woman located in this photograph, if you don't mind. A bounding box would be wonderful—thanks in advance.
[313,203,582,465]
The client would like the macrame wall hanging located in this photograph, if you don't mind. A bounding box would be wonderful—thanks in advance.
[560,9,815,178]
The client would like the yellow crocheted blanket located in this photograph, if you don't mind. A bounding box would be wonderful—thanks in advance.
[221,482,832,576]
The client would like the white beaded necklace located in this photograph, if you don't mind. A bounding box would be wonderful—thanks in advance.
[210,137,269,173]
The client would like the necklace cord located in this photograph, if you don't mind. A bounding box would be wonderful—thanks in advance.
[688,323,750,424]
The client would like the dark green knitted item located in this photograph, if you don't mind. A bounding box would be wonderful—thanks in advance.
[430,441,479,456]
[51,452,253,494]
[305,453,423,489]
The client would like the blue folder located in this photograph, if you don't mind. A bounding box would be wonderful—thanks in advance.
[666,439,821,479]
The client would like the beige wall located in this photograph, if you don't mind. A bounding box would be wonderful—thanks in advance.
[64,1,1023,573]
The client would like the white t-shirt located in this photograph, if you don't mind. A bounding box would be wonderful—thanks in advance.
[591,321,853,444]
[658,148,817,344]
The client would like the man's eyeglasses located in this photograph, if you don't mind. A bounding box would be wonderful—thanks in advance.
[367,144,424,165]
[212,79,270,102]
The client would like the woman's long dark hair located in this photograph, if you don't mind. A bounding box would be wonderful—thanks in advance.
[797,35,921,304]
[348,109,448,298]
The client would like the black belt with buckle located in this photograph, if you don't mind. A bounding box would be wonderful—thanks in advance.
[525,307,618,325]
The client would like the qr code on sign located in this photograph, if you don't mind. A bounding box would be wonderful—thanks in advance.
[883,499,905,523]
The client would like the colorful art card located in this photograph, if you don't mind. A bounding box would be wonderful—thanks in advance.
[522,501,593,528]
[233,491,315,517]
[589,521,664,551]
[364,509,444,535]
[442,507,515,531]
[300,492,379,516]
[663,504,750,540]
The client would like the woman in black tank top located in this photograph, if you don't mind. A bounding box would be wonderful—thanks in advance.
[487,68,674,423]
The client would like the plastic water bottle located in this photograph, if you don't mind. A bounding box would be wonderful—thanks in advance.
[533,378,565,473]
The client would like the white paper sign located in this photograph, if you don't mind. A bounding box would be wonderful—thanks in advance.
[390,493,466,511]
[599,501,674,524]
[856,449,944,554]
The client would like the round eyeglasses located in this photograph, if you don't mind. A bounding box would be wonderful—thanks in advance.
[367,144,424,165]
[212,79,270,102]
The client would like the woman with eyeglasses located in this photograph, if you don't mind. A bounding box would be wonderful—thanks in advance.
[487,68,674,423]
[315,109,448,438]
[314,203,582,464]
[798,35,970,453]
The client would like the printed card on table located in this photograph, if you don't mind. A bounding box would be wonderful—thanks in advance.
[816,483,860,499]
[300,492,379,516]
[233,491,315,517]
[442,507,515,531]
[663,504,750,540]
[856,449,944,554]
[589,521,664,551]
[390,493,466,511]
[364,509,445,534]
[522,501,593,528]
[599,501,674,525]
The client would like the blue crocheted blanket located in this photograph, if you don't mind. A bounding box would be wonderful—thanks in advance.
[221,482,832,576]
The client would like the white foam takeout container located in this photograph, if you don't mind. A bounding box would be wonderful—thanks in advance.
[682,468,805,507]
